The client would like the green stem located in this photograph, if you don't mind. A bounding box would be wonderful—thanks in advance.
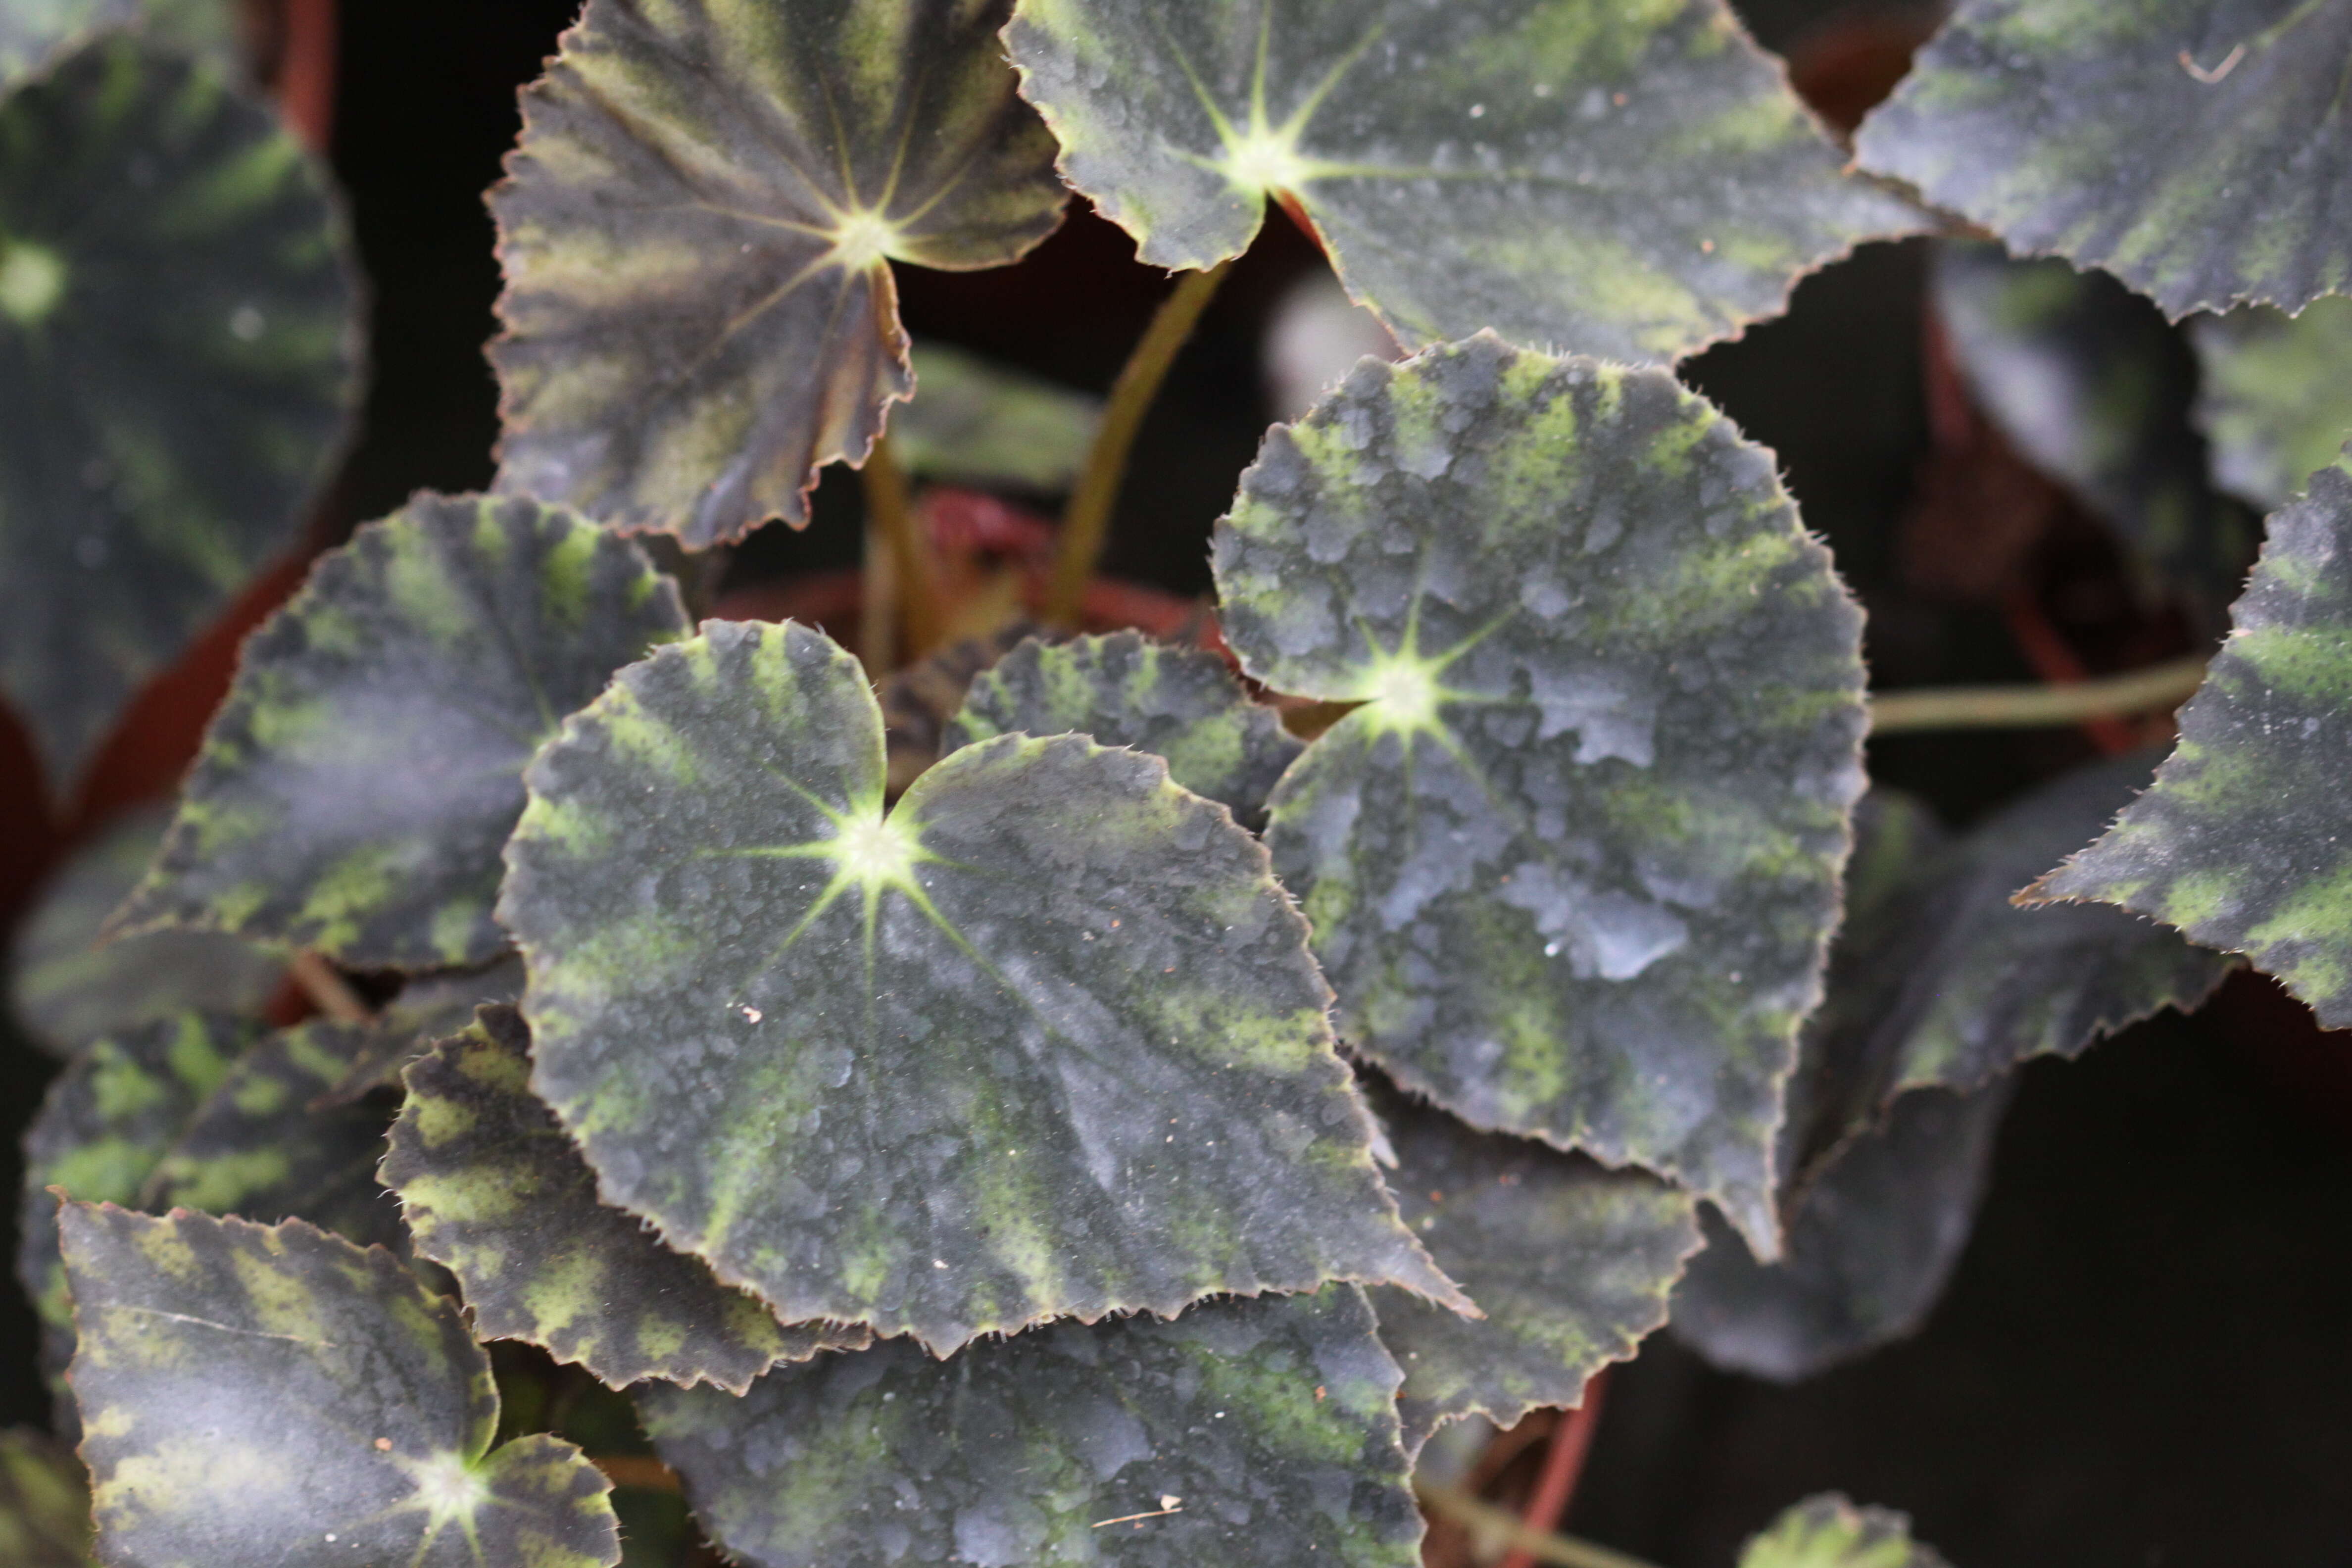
[859,433,940,671]
[1416,1481,1661,1568]
[1867,653,2209,735]
[1045,259,1234,627]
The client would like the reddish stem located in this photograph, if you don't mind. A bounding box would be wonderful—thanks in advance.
[2000,587,2140,755]
[276,0,338,153]
[1497,1373,1610,1568]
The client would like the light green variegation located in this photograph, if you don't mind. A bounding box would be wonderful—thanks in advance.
[1856,0,2352,319]
[7,806,281,1059]
[1216,334,1868,1256]
[0,33,361,789]
[641,1285,1422,1568]
[2032,452,2352,1027]
[501,619,1466,1351]
[59,1204,620,1568]
[384,1007,870,1393]
[946,632,1304,825]
[114,493,688,971]
[879,621,1043,796]
[2191,296,2352,510]
[1739,1493,1951,1568]
[321,955,528,1104]
[897,340,1102,492]
[0,1428,90,1568]
[1366,1083,1699,1456]
[1005,0,1916,365]
[491,0,1067,545]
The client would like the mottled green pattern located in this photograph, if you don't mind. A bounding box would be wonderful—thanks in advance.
[947,632,1304,825]
[1006,0,1915,366]
[880,621,1041,796]
[641,1285,1421,1568]
[321,955,529,1104]
[0,1427,94,1568]
[115,493,688,970]
[1366,1084,1698,1456]
[501,619,1463,1351]
[2191,295,2352,509]
[384,1007,869,1393]
[1856,0,2352,318]
[2033,456,2352,1025]
[14,1013,251,1376]
[59,1205,620,1567]
[491,0,1067,545]
[1215,336,1868,1256]
[897,340,1101,491]
[0,34,361,789]
[7,806,280,1059]
[1933,240,2253,612]
[1740,1494,1951,1568]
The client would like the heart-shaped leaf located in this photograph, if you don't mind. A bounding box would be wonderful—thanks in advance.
[2030,455,2352,1026]
[114,493,688,971]
[1366,1083,1699,1457]
[1214,333,1869,1256]
[8,807,281,1059]
[383,1005,870,1394]
[1855,0,2352,319]
[1739,1494,1951,1568]
[0,33,361,789]
[896,340,1102,492]
[319,955,528,1104]
[0,1428,91,1568]
[946,632,1304,826]
[2191,295,2352,510]
[639,1284,1421,1568]
[1004,0,1916,365]
[490,0,1067,545]
[1931,240,2253,614]
[58,1203,621,1567]
[500,618,1465,1351]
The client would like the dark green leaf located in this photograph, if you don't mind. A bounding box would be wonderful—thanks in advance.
[946,633,1304,826]
[15,1013,252,1375]
[490,0,1067,545]
[640,1284,1421,1568]
[59,1203,620,1567]
[501,618,1465,1351]
[1366,1083,1699,1456]
[320,955,529,1104]
[0,34,361,788]
[2190,295,2352,510]
[1215,334,1869,1256]
[1931,240,2254,613]
[0,1428,94,1568]
[1004,0,1915,365]
[1738,1493,1951,1568]
[1855,0,2352,319]
[115,493,689,970]
[2031,455,2352,1026]
[880,620,1043,797]
[897,340,1101,492]
[7,806,281,1059]
[384,1006,870,1393]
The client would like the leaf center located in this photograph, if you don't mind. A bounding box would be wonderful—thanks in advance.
[1359,651,1447,733]
[400,1450,490,1528]
[826,209,902,273]
[826,810,922,891]
[1220,128,1318,199]
[0,238,66,326]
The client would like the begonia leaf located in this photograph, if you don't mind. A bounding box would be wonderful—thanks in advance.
[0,1428,91,1568]
[1854,0,2352,319]
[0,0,132,89]
[880,621,1043,797]
[490,0,1067,545]
[897,340,1101,492]
[1365,1083,1699,1456]
[500,618,1466,1351]
[383,1006,870,1394]
[1004,0,1916,365]
[14,1013,251,1375]
[1214,334,1868,1256]
[1931,240,2253,613]
[320,955,529,1104]
[2190,295,2352,510]
[0,33,360,789]
[639,1284,1421,1568]
[946,632,1304,826]
[57,1203,620,1567]
[114,493,688,971]
[1740,1494,1951,1568]
[7,807,280,1059]
[2030,454,2352,1026]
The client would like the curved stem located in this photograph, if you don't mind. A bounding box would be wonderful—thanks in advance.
[592,1455,683,1493]
[1416,1481,1660,1568]
[288,951,368,1024]
[1500,1378,1609,1568]
[1867,653,2209,735]
[276,0,338,153]
[1045,260,1234,627]
[859,434,940,671]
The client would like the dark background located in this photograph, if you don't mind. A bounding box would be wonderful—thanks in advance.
[4,2,2348,1564]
